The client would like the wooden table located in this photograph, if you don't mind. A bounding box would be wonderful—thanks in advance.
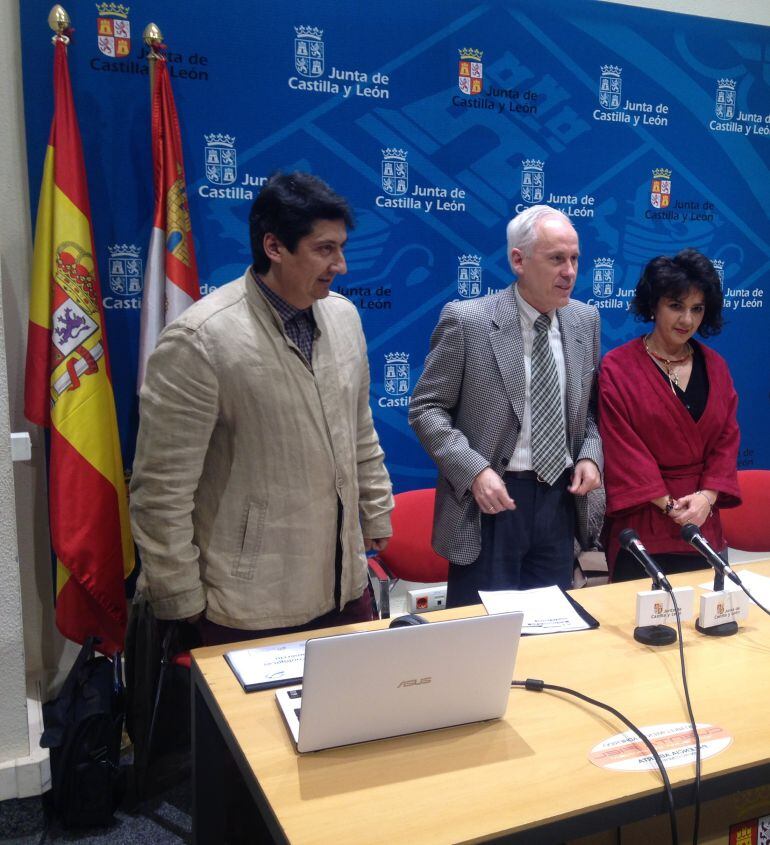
[191,560,770,844]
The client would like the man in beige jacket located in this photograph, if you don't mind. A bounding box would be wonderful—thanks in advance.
[130,172,393,645]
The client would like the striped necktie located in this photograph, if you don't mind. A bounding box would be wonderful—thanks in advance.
[530,314,566,485]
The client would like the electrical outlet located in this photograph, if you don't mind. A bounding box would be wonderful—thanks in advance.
[407,585,447,613]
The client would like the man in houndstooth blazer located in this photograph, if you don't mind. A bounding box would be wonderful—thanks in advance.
[409,206,603,606]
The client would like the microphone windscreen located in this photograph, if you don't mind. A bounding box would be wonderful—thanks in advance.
[618,528,639,549]
[680,523,700,543]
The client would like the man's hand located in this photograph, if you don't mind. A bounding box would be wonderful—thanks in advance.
[365,537,389,552]
[471,467,516,515]
[568,460,602,495]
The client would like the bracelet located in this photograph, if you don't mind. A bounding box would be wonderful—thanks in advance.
[663,496,675,514]
[695,490,714,517]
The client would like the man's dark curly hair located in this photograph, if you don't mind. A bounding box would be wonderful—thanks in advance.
[249,172,354,274]
[630,248,724,337]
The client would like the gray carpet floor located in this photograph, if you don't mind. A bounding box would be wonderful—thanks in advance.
[0,776,191,844]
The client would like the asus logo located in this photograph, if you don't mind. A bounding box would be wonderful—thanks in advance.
[397,677,432,688]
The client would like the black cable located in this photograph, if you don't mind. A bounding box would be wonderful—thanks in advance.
[669,591,701,845]
[512,678,679,844]
[732,578,770,616]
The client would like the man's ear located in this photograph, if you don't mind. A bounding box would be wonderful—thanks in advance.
[263,232,282,263]
[510,248,524,275]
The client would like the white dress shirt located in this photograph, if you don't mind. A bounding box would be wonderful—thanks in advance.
[507,285,572,473]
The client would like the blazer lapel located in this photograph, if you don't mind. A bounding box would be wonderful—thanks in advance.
[490,287,526,425]
[557,304,586,436]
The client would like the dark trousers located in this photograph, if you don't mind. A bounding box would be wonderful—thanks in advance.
[447,471,575,609]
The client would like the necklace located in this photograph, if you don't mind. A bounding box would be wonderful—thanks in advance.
[643,334,692,394]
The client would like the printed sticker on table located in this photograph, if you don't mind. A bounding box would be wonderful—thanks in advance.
[729,813,770,844]
[588,722,732,772]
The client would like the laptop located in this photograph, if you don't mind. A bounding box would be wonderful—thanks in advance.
[275,611,524,753]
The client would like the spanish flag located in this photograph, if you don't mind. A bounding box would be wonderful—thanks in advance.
[24,35,134,654]
[137,47,199,388]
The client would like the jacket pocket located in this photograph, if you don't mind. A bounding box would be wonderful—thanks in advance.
[231,500,267,580]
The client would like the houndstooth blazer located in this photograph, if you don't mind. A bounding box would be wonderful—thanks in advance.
[408,284,603,565]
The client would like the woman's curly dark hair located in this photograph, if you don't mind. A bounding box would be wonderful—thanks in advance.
[630,248,724,337]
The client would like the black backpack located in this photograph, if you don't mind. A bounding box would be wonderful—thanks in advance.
[40,636,125,827]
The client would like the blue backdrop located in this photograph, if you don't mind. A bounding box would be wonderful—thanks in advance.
[20,0,770,491]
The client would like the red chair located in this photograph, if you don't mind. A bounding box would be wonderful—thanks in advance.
[720,470,770,552]
[368,488,449,617]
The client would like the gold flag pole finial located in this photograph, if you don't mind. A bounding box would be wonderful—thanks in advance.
[143,22,164,89]
[48,5,71,43]
[143,23,164,60]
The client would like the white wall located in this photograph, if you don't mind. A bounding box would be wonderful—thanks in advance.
[0,0,32,762]
[597,0,770,27]
[0,0,768,770]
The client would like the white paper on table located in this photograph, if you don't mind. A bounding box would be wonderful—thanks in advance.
[479,585,592,634]
[699,569,770,606]
[225,641,306,690]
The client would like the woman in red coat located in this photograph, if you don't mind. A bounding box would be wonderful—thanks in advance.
[599,249,741,581]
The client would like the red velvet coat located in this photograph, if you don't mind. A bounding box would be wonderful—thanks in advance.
[598,337,741,573]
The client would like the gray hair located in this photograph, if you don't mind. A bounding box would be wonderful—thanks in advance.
[506,205,575,272]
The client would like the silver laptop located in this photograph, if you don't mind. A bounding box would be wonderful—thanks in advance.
[275,611,524,753]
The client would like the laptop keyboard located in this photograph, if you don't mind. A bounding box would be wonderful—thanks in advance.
[289,687,302,721]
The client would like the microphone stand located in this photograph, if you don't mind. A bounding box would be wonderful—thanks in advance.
[634,578,677,646]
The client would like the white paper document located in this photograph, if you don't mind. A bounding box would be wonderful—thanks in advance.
[699,569,770,606]
[224,641,306,691]
[479,585,595,634]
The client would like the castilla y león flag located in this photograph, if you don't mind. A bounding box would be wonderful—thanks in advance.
[24,35,134,654]
[137,49,200,388]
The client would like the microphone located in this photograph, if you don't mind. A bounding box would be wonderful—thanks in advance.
[618,529,672,591]
[680,524,741,586]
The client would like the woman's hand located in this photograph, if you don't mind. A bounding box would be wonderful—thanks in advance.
[669,489,716,527]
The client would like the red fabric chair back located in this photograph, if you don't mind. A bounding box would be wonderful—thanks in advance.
[377,489,448,583]
[720,470,770,552]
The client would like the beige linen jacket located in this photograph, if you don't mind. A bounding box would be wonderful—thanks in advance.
[130,272,393,629]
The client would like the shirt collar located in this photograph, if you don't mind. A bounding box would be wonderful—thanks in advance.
[514,284,556,329]
[252,269,313,323]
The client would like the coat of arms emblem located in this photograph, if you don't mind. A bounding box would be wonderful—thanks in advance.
[458,48,483,96]
[381,149,408,197]
[650,168,672,209]
[96,3,131,58]
[457,255,482,298]
[711,258,725,288]
[599,65,622,110]
[384,353,410,396]
[592,258,614,299]
[204,134,237,185]
[294,26,324,79]
[521,160,544,205]
[108,244,143,295]
[715,79,736,121]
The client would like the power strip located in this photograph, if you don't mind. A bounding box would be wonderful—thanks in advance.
[407,585,448,612]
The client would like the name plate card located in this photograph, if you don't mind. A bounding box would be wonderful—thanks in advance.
[698,589,750,629]
[636,586,695,627]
